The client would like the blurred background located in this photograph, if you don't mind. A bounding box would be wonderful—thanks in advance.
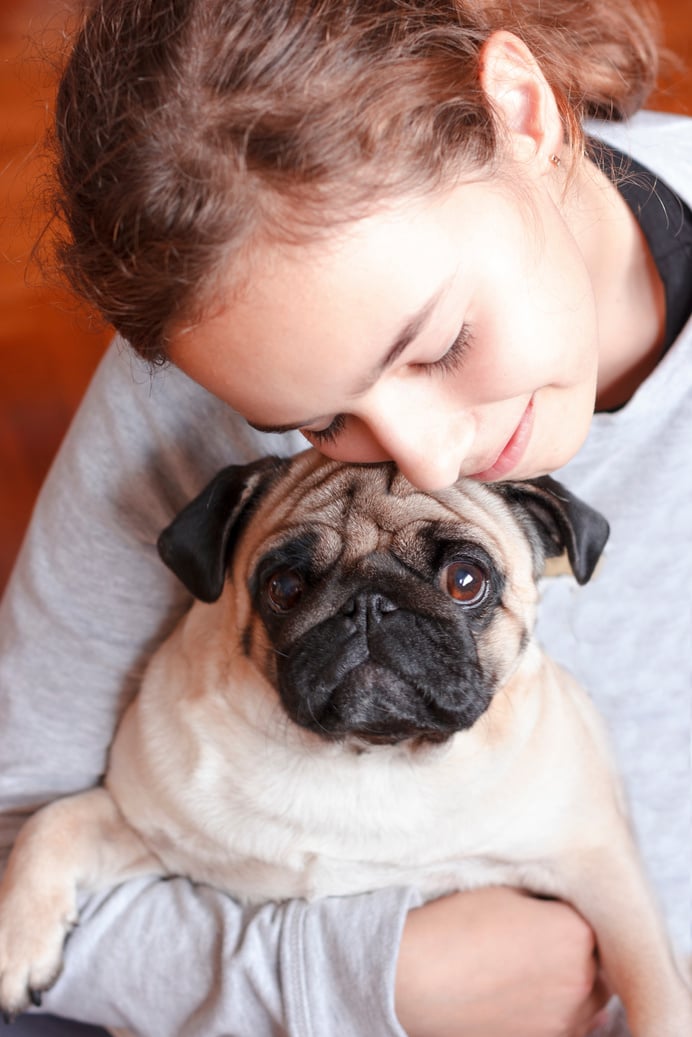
[1,0,691,594]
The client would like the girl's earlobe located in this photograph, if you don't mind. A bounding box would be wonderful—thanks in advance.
[479,30,561,167]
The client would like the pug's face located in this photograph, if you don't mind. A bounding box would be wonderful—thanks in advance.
[158,451,608,745]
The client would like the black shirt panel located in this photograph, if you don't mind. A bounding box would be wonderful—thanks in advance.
[588,138,692,353]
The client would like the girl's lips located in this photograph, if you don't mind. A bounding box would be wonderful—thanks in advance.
[470,397,535,481]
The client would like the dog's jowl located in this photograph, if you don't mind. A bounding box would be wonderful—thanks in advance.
[0,449,690,1036]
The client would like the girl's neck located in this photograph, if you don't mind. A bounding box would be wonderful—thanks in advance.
[572,157,666,412]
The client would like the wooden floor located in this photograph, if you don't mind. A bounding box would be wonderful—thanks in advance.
[1,1,691,594]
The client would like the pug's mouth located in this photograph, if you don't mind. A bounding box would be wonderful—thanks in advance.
[275,631,495,745]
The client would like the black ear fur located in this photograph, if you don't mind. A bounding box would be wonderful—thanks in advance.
[157,455,290,602]
[493,475,610,585]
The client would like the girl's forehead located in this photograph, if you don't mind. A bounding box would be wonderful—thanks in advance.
[193,175,509,322]
[167,172,541,427]
[170,196,461,377]
[173,175,524,345]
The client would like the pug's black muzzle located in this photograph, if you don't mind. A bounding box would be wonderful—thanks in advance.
[276,586,495,745]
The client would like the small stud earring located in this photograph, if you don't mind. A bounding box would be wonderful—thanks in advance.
[549,153,562,168]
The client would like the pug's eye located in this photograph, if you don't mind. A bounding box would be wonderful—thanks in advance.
[265,568,305,613]
[443,561,488,606]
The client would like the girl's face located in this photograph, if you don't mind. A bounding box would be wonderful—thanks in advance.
[169,174,599,491]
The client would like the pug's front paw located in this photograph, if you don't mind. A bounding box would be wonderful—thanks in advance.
[0,885,77,1020]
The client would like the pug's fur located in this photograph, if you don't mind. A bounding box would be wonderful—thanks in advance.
[0,450,689,1035]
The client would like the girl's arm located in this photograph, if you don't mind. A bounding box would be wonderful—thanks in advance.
[40,875,420,1035]
[397,887,607,1037]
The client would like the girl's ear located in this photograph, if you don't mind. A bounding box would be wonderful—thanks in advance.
[479,30,564,169]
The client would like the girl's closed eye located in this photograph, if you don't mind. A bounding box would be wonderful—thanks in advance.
[414,323,473,376]
[304,325,472,446]
[303,413,347,446]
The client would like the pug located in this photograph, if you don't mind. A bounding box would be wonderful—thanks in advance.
[0,449,689,1036]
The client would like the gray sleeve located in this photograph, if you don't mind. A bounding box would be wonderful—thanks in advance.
[40,878,421,1037]
[0,340,418,1037]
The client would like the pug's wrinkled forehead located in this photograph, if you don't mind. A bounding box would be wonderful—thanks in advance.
[157,448,608,608]
[238,451,536,591]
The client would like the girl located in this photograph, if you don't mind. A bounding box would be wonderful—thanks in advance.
[2,1,690,1035]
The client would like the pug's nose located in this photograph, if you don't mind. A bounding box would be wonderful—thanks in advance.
[341,590,398,630]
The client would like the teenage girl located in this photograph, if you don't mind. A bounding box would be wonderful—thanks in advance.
[2,2,691,1035]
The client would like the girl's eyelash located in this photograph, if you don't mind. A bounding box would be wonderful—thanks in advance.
[304,413,347,446]
[416,323,472,376]
[305,325,472,446]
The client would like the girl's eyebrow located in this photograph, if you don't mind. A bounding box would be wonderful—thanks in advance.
[247,283,450,436]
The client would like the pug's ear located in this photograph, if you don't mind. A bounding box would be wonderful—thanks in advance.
[157,456,290,602]
[494,476,610,585]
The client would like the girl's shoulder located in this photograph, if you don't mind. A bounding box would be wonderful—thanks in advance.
[587,111,692,207]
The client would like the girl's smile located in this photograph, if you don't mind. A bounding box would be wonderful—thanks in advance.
[470,396,536,481]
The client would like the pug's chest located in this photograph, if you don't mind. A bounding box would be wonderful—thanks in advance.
[109,719,583,904]
[119,784,552,903]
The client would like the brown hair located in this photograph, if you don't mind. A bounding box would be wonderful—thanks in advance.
[51,0,664,362]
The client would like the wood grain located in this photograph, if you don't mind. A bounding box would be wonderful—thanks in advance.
[1,0,690,593]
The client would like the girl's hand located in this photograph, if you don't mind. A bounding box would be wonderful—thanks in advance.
[395,886,610,1037]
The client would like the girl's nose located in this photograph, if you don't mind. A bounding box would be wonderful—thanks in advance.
[366,400,475,492]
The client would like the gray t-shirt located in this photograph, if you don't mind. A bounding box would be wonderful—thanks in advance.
[1,111,691,1036]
